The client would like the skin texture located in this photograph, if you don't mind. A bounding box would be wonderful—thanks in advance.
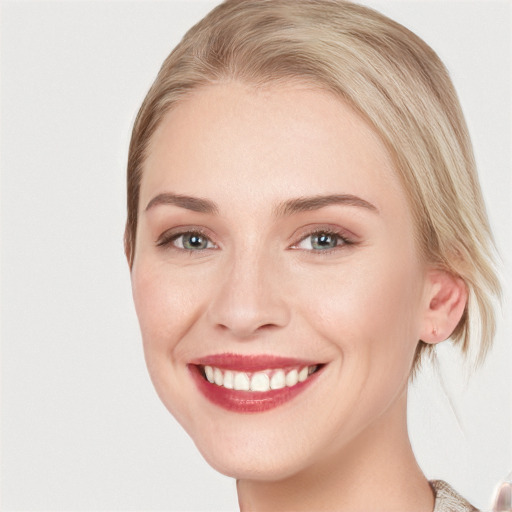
[130,82,467,511]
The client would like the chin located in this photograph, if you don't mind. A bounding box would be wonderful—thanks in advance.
[198,441,312,482]
[184,412,321,482]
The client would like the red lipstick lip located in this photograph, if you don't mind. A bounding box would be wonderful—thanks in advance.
[190,353,318,372]
[188,359,324,413]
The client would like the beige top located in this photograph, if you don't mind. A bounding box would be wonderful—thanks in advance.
[431,480,479,512]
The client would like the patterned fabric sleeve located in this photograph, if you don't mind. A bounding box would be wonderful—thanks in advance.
[430,480,479,512]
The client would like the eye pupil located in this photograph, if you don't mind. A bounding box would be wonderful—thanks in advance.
[184,233,208,250]
[312,233,337,250]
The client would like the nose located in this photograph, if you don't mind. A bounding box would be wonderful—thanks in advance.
[207,250,291,339]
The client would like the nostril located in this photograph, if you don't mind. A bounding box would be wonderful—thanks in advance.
[259,323,279,331]
[214,321,280,338]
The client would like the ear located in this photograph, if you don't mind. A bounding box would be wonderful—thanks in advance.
[419,270,468,344]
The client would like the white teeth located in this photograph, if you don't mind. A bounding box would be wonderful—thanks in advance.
[203,365,319,391]
[250,372,270,392]
[213,367,223,386]
[205,365,214,383]
[285,369,299,387]
[223,370,234,389]
[233,372,250,391]
[298,366,308,382]
[270,370,286,390]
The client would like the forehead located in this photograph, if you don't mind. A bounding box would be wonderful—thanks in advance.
[140,81,406,218]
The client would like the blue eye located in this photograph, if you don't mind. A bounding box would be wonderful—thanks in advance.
[157,230,216,251]
[294,230,350,251]
[310,232,339,250]
[177,233,212,250]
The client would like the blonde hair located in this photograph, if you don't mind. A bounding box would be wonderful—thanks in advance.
[125,0,501,368]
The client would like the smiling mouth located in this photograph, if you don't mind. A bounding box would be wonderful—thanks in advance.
[189,355,324,413]
[199,364,320,392]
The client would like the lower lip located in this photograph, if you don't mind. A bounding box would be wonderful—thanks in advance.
[189,365,321,413]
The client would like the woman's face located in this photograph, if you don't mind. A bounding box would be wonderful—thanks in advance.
[131,82,431,479]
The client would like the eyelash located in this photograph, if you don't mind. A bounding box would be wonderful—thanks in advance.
[155,227,355,254]
[290,228,354,254]
[156,228,215,252]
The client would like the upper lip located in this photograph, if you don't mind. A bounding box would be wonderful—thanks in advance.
[190,353,321,372]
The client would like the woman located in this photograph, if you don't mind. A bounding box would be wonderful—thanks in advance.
[125,1,501,510]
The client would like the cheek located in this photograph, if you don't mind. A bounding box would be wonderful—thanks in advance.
[131,258,203,355]
[130,257,210,429]
[293,250,424,371]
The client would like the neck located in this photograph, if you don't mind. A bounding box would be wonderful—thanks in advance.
[236,391,434,512]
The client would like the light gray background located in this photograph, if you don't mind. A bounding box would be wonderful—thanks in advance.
[1,1,510,510]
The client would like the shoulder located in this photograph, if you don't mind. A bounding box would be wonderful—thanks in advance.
[430,480,479,512]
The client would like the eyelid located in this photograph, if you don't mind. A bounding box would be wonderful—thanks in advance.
[289,224,357,252]
[155,226,218,250]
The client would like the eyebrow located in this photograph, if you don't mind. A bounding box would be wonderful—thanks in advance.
[273,194,378,217]
[145,193,219,214]
[145,192,378,216]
